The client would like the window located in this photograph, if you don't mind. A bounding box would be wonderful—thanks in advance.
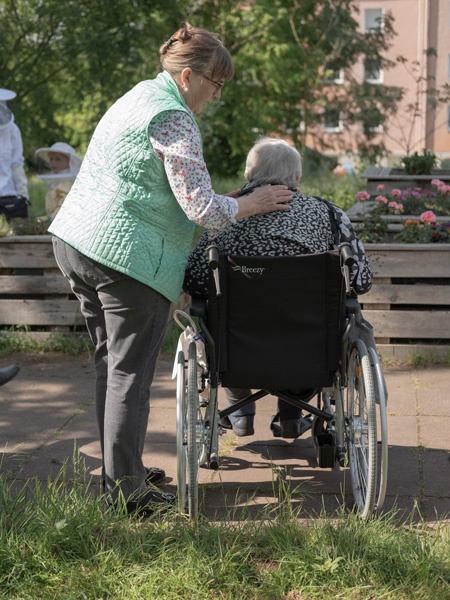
[364,58,383,83]
[322,108,343,133]
[325,68,344,84]
[361,108,384,134]
[365,8,383,33]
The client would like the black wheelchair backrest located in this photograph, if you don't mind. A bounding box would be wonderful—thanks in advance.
[207,251,345,390]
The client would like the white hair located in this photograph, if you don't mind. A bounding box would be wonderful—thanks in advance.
[244,137,302,190]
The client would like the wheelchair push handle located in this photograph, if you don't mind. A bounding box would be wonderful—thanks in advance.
[339,242,355,267]
[206,245,222,296]
[339,243,355,295]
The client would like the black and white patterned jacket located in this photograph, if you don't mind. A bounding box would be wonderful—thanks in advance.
[183,184,372,298]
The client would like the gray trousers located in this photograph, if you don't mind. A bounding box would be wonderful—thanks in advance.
[53,237,170,502]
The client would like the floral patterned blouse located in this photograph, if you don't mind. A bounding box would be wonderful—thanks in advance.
[149,111,238,233]
[183,184,373,298]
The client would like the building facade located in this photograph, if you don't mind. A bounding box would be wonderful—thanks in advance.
[306,0,450,162]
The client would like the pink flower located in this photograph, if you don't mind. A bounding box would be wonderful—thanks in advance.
[355,191,370,202]
[375,195,388,203]
[376,184,385,191]
[437,184,450,195]
[391,188,402,197]
[420,210,436,224]
[431,179,444,187]
[388,201,404,214]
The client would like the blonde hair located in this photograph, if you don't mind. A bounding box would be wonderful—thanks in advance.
[159,24,234,82]
[244,137,302,190]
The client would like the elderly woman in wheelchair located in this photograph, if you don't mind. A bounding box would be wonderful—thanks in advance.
[175,137,388,520]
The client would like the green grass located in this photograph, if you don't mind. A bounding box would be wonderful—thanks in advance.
[0,332,94,358]
[0,455,449,599]
[408,350,450,369]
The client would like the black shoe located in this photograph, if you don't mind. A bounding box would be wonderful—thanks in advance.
[232,416,255,437]
[145,466,166,485]
[0,365,20,387]
[110,489,176,519]
[219,415,255,437]
[271,414,313,439]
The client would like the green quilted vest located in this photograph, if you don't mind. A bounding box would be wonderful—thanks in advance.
[49,71,198,303]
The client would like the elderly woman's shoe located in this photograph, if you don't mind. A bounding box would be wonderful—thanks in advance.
[219,415,254,436]
[271,414,313,439]
[232,416,255,437]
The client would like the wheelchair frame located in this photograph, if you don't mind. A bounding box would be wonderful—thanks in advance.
[175,245,388,520]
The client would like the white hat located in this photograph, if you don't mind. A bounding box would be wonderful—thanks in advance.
[35,142,81,166]
[0,88,17,102]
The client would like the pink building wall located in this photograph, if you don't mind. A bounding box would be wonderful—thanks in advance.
[306,0,450,161]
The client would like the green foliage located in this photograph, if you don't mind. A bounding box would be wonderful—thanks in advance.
[395,220,450,243]
[1,0,188,160]
[191,0,400,175]
[27,176,47,217]
[2,1,403,177]
[409,350,450,368]
[302,172,364,210]
[359,209,389,243]
[0,333,93,357]
[6,218,50,236]
[402,150,437,175]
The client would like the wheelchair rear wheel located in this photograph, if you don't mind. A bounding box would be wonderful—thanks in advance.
[187,342,199,519]
[367,347,388,513]
[176,350,187,515]
[346,340,377,518]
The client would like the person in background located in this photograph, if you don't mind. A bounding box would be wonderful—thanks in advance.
[35,142,82,220]
[184,137,372,439]
[0,88,29,219]
[49,25,292,517]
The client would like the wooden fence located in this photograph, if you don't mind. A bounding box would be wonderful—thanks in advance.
[1,236,450,359]
[362,244,450,359]
[0,236,188,337]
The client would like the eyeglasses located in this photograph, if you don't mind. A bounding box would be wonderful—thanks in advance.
[194,71,224,90]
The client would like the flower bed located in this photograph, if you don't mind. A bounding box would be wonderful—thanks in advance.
[348,176,450,360]
[350,178,450,244]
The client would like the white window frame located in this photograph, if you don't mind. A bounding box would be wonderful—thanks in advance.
[322,109,343,133]
[368,123,384,134]
[364,57,383,83]
[325,68,344,84]
[365,8,384,33]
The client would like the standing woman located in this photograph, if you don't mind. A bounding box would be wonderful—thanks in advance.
[49,24,292,516]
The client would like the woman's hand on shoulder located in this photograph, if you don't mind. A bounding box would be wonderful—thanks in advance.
[234,185,292,220]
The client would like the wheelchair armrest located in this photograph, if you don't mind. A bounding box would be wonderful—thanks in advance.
[346,296,361,315]
[190,296,207,318]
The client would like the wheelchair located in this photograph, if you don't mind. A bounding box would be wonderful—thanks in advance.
[174,244,388,520]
